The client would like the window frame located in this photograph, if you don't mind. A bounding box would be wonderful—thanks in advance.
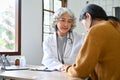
[0,0,21,55]
[42,0,67,41]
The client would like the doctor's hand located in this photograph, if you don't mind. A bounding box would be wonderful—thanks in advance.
[60,64,70,72]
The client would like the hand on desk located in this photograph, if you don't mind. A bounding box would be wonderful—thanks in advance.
[60,64,70,72]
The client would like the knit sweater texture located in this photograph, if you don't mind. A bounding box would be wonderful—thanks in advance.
[66,21,120,80]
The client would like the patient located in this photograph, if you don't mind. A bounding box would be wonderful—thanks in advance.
[61,4,120,80]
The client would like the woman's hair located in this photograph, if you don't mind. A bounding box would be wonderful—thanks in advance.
[51,7,76,31]
[79,4,108,21]
[108,16,120,22]
[108,16,120,32]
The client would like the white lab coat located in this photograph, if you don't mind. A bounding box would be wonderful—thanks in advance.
[42,31,85,70]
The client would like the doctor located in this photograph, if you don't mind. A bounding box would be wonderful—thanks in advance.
[42,7,84,71]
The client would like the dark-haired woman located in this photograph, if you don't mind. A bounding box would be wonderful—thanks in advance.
[62,4,120,80]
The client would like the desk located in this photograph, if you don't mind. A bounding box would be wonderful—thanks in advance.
[0,66,84,80]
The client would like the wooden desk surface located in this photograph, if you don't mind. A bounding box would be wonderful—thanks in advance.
[0,66,84,80]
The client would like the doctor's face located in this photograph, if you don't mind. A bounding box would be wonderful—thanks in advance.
[57,13,73,37]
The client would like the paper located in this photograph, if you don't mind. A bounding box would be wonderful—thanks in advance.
[29,66,58,72]
[1,65,29,71]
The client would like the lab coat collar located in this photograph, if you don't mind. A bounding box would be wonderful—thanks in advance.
[53,32,73,58]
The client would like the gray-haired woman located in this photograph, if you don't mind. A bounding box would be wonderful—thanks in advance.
[42,7,85,71]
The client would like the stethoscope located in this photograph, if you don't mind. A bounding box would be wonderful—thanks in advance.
[67,31,73,44]
[56,31,73,64]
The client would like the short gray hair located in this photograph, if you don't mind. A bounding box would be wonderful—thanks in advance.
[51,7,76,30]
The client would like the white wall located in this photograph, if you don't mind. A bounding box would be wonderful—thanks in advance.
[21,0,43,65]
[67,0,120,34]
[67,0,87,34]
[84,0,120,16]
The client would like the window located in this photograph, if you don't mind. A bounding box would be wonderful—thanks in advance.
[42,0,67,41]
[113,7,120,20]
[0,0,21,55]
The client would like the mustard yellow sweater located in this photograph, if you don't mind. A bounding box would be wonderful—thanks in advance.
[66,21,120,80]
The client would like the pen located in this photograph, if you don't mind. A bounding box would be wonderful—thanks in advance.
[30,67,58,72]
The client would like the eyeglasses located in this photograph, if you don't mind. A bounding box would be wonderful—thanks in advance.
[58,18,73,24]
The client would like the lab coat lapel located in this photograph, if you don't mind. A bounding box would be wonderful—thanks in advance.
[53,32,58,58]
[64,33,73,57]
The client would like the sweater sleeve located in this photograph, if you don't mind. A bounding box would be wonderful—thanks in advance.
[66,26,103,78]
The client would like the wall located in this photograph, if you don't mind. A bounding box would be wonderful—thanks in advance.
[67,0,120,34]
[21,0,120,65]
[21,0,43,65]
[85,0,120,16]
[67,0,87,34]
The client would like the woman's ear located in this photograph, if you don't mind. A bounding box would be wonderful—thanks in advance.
[85,13,91,20]
[85,13,92,29]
